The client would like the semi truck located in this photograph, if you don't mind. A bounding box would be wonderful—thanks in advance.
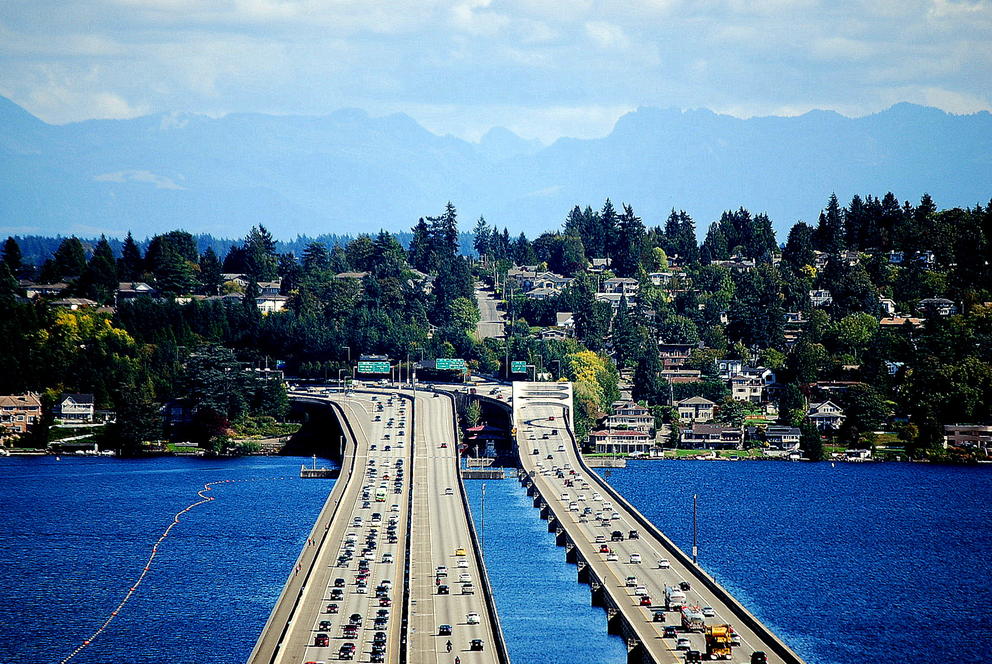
[665,585,687,610]
[704,624,734,660]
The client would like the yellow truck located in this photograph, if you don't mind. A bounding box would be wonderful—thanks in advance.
[704,624,733,660]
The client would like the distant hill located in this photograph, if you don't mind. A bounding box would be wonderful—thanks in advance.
[1,97,989,241]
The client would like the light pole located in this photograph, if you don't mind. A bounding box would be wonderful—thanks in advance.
[338,368,347,391]
[341,346,350,363]
[551,359,561,380]
[526,363,536,382]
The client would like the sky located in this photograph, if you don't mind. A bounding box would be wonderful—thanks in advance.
[1,0,991,143]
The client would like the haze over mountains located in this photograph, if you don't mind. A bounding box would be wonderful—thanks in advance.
[1,96,989,241]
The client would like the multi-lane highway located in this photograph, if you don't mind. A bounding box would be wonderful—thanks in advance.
[250,386,506,664]
[513,381,803,664]
[407,390,502,664]
[249,391,412,664]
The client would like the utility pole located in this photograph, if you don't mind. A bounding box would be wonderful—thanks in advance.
[692,493,698,564]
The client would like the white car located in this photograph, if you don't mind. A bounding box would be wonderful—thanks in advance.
[658,559,671,569]
[457,558,468,568]
[466,612,480,625]
[676,637,691,651]
[630,553,642,564]
[634,585,647,596]
[702,606,715,618]
[606,552,618,561]
[444,487,453,496]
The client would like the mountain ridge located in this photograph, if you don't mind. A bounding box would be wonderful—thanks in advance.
[1,97,989,240]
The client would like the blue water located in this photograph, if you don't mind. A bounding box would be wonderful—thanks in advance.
[597,460,992,663]
[0,456,334,664]
[464,478,628,664]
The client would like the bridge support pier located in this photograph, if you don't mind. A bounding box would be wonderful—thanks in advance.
[606,606,623,635]
[590,580,605,607]
[565,541,577,563]
[576,560,590,584]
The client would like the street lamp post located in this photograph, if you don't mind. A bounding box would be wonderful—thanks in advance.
[342,346,351,363]
[551,359,561,379]
[338,368,347,391]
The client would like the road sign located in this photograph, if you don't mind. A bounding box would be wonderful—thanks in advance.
[435,358,466,371]
[511,360,527,374]
[357,361,391,374]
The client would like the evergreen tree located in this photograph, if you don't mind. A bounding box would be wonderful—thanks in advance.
[243,225,279,281]
[302,241,330,275]
[815,193,845,254]
[119,231,144,281]
[782,222,816,271]
[472,216,492,260]
[76,235,118,303]
[799,419,824,461]
[408,218,434,273]
[632,345,667,406]
[199,246,223,295]
[599,199,619,259]
[612,204,646,277]
[701,222,729,261]
[611,294,642,368]
[2,237,23,274]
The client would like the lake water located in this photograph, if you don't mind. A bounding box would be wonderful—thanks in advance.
[2,456,989,664]
[0,455,334,664]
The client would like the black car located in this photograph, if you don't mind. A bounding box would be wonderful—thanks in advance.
[437,584,449,595]
[663,625,679,638]
[334,577,346,588]
[314,633,329,647]
[679,581,691,591]
[370,652,385,663]
[438,624,452,636]
[628,530,640,539]
[470,639,484,651]
[751,653,768,664]
[651,610,665,623]
[373,631,387,644]
[338,643,355,660]
[611,530,624,541]
[318,620,332,630]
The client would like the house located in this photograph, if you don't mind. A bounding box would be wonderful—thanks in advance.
[844,448,872,461]
[784,311,806,324]
[730,375,764,403]
[116,282,157,303]
[588,257,612,273]
[879,316,924,330]
[55,393,95,422]
[256,280,282,296]
[710,258,755,272]
[658,343,696,368]
[884,361,905,376]
[525,287,558,300]
[717,359,744,378]
[51,298,98,310]
[680,423,743,450]
[256,294,290,314]
[588,429,653,455]
[648,271,677,287]
[334,271,369,280]
[0,393,42,440]
[539,327,568,341]
[809,289,833,308]
[555,312,574,330]
[918,298,957,317]
[886,250,904,265]
[676,397,715,423]
[661,368,702,383]
[220,273,251,288]
[879,297,897,316]
[600,277,639,295]
[764,425,801,450]
[943,424,992,450]
[606,401,654,433]
[807,401,846,430]
[594,292,634,310]
[24,282,69,299]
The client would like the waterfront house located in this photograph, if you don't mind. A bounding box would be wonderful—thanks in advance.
[730,375,765,403]
[0,393,42,441]
[807,401,846,430]
[764,425,801,451]
[680,423,743,450]
[676,397,716,423]
[55,393,94,422]
[606,401,654,433]
[943,424,992,450]
[589,429,653,455]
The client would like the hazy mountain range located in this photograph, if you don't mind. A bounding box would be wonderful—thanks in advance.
[1,96,989,242]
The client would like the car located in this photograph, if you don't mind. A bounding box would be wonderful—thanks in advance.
[466,611,480,624]
[599,544,610,553]
[658,558,671,569]
[314,633,329,647]
[676,637,691,651]
[438,624,452,636]
[379,596,392,607]
[595,535,606,544]
[532,448,540,455]
[628,530,639,539]
[611,530,624,541]
[440,442,448,448]
[455,547,467,556]
[458,573,471,584]
[546,454,553,459]
[663,625,679,638]
[318,620,332,630]
[456,558,468,568]
[548,416,555,421]
[679,581,691,591]
[685,651,702,663]
[630,553,642,564]
[606,551,618,561]
[470,639,485,651]
[334,577,346,588]
[702,606,715,618]
[348,613,362,626]
[639,596,652,606]
[338,643,356,659]
[329,589,343,601]
[730,632,742,646]
[625,576,638,587]
[750,653,768,664]
[326,603,339,614]
[370,653,385,663]
[437,584,449,594]
[436,565,448,576]
[342,625,358,639]
[444,487,453,495]
[652,610,666,623]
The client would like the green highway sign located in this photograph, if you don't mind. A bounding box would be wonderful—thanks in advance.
[435,358,466,371]
[357,361,391,374]
[511,360,527,374]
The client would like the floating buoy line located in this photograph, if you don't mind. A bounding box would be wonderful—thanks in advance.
[59,476,289,663]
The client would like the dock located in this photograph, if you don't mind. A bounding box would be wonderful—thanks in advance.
[462,468,506,479]
[299,465,338,478]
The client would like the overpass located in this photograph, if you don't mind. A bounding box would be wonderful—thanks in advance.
[247,386,509,664]
[511,381,806,664]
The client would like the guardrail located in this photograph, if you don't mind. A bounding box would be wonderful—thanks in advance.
[560,409,807,664]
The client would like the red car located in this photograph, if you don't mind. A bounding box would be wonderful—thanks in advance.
[639,596,652,606]
[599,544,610,553]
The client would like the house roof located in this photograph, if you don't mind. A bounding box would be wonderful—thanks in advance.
[687,423,741,435]
[589,429,650,438]
[0,394,41,408]
[677,396,715,406]
[59,393,94,404]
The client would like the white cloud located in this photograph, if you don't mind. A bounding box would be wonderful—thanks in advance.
[584,21,630,50]
[94,170,186,189]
